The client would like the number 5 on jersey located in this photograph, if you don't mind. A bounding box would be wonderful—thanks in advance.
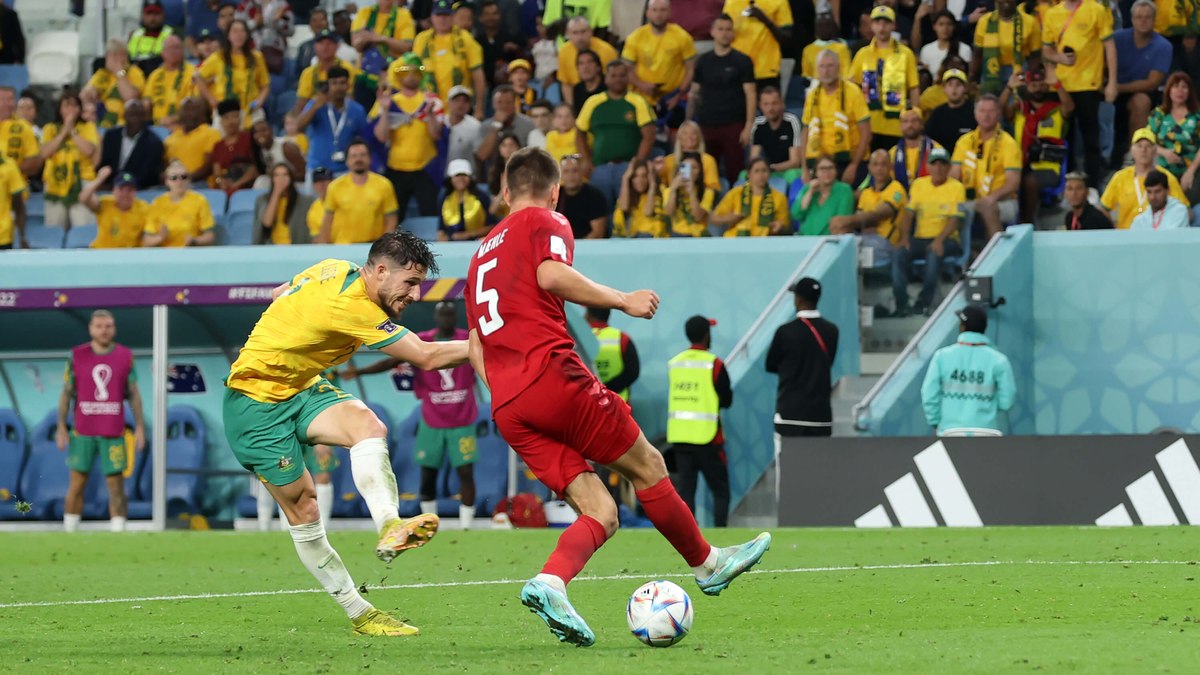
[475,259,505,335]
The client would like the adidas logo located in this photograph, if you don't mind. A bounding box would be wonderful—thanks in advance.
[1095,439,1200,526]
[855,441,982,528]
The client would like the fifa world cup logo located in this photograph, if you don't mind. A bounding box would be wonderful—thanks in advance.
[93,364,113,401]
[438,369,456,391]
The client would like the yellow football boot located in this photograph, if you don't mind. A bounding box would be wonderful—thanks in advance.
[375,513,440,563]
[351,609,419,637]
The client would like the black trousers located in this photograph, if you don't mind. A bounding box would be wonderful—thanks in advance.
[1068,89,1104,189]
[671,442,730,527]
[386,168,438,221]
[775,424,833,438]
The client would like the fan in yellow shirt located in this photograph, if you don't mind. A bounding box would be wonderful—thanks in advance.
[894,149,966,315]
[351,0,416,59]
[0,154,27,249]
[801,50,872,182]
[319,141,400,245]
[412,8,486,118]
[612,159,666,238]
[1101,129,1190,229]
[83,40,146,129]
[144,35,195,127]
[621,2,697,107]
[829,150,907,264]
[660,122,722,191]
[294,31,364,112]
[801,14,852,80]
[40,94,101,229]
[1042,0,1115,96]
[723,0,794,82]
[196,21,270,118]
[950,96,1023,236]
[307,169,334,238]
[849,7,921,143]
[558,20,619,90]
[710,157,790,236]
[972,0,1041,94]
[544,104,580,162]
[663,154,717,237]
[143,162,216,247]
[0,87,39,176]
[78,167,148,249]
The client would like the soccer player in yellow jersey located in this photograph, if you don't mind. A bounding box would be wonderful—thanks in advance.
[223,230,469,637]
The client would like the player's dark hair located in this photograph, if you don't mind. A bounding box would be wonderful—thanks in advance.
[368,230,440,276]
[713,13,734,25]
[587,307,611,322]
[505,146,560,200]
[1144,170,1168,190]
[576,49,600,69]
[759,86,781,100]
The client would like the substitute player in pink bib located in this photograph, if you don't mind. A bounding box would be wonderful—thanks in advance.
[56,310,147,532]
[465,147,772,647]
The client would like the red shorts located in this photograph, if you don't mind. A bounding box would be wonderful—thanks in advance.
[493,354,641,494]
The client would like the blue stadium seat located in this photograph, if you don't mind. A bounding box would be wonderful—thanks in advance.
[64,223,97,248]
[138,189,166,204]
[25,192,44,218]
[228,188,264,215]
[224,210,256,245]
[0,409,28,520]
[768,175,788,195]
[0,64,29,93]
[150,126,170,141]
[404,216,439,241]
[161,0,186,28]
[196,189,228,220]
[1040,140,1070,207]
[20,411,72,520]
[24,225,63,249]
[391,406,424,516]
[127,406,206,518]
[330,445,365,518]
[272,91,297,130]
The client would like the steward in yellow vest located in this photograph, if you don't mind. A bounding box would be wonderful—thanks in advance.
[586,307,640,402]
[128,1,173,74]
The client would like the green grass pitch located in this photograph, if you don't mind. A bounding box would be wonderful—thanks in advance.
[2,527,1199,673]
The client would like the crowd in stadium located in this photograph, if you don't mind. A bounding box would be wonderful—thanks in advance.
[0,0,1197,286]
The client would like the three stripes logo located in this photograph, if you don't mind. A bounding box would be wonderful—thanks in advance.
[855,441,983,528]
[1095,439,1200,526]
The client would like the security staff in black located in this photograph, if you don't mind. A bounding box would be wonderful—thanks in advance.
[666,315,733,527]
[765,277,840,437]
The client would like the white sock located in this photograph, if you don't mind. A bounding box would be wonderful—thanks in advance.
[256,482,275,531]
[349,438,400,532]
[459,504,476,530]
[316,483,334,525]
[289,520,373,619]
[64,513,81,533]
[110,516,127,532]
[420,499,437,516]
[534,573,567,595]
[691,546,720,578]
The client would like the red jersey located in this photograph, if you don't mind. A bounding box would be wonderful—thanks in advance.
[465,206,579,410]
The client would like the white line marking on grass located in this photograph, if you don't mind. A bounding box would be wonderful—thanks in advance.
[2,559,1194,609]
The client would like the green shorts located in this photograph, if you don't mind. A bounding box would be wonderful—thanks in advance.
[415,422,477,469]
[223,377,353,486]
[304,444,341,475]
[67,433,127,476]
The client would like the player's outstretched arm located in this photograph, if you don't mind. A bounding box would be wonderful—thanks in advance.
[536,260,660,319]
[379,331,469,371]
[468,329,490,391]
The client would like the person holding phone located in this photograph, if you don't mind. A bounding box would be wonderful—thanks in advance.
[664,153,718,237]
[291,29,362,118]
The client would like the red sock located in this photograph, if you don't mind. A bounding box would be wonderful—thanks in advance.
[636,477,711,567]
[540,514,609,584]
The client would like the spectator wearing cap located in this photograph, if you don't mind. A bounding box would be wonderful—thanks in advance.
[254,161,317,244]
[186,0,229,59]
[799,48,871,185]
[893,147,966,317]
[292,30,363,117]
[193,29,221,64]
[1062,172,1113,230]
[351,0,416,68]
[40,91,101,229]
[0,3,25,66]
[558,18,619,108]
[969,0,1039,96]
[80,168,150,249]
[925,68,975,158]
[507,59,537,113]
[143,159,216,247]
[690,13,757,186]
[413,0,487,119]
[439,158,493,240]
[921,305,1016,437]
[453,1,476,31]
[1110,0,1172,171]
[556,155,609,239]
[1000,65,1073,224]
[917,54,968,115]
[474,0,523,92]
[1130,170,1190,230]
[445,85,483,168]
[848,6,919,152]
[129,0,175,75]
[83,39,147,130]
[373,54,445,219]
[98,99,163,189]
[1100,127,1190,229]
[622,0,697,132]
[766,277,840,438]
[888,108,940,192]
[666,314,732,527]
[163,98,220,184]
[144,35,197,128]
[292,65,367,177]
[577,60,656,212]
[950,94,1021,239]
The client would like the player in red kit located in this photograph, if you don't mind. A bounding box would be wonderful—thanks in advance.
[465,147,771,647]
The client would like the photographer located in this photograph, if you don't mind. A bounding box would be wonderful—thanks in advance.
[999,65,1073,225]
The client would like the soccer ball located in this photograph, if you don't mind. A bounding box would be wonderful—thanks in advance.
[626,580,694,647]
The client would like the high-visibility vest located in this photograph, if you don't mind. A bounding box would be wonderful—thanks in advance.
[128,27,172,61]
[1014,101,1067,174]
[592,325,628,402]
[667,349,719,445]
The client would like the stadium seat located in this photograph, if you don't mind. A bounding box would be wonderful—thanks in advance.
[391,406,424,517]
[227,188,264,215]
[64,223,98,248]
[272,91,297,130]
[404,216,439,242]
[768,175,788,196]
[25,192,45,218]
[1041,141,1070,207]
[24,225,64,249]
[150,126,170,141]
[20,411,73,520]
[0,64,29,92]
[0,409,28,520]
[27,31,79,86]
[196,189,228,221]
[224,211,256,245]
[127,406,206,518]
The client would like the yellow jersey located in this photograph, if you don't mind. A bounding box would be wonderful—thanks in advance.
[1155,0,1196,36]
[801,81,871,161]
[306,198,325,238]
[613,188,666,238]
[857,178,907,243]
[287,133,309,157]
[145,191,215,247]
[145,63,197,124]
[86,66,147,128]
[724,0,794,79]
[974,8,1041,71]
[373,90,440,171]
[714,185,788,237]
[0,157,27,246]
[351,3,416,55]
[1042,0,1113,93]
[324,172,399,244]
[1100,165,1189,229]
[801,40,852,80]
[918,85,947,117]
[889,138,945,187]
[41,122,99,201]
[620,23,697,105]
[667,186,716,237]
[951,128,1023,199]
[412,27,483,101]
[557,37,619,88]
[164,124,222,174]
[545,128,578,162]
[93,196,149,249]
[227,259,411,403]
[198,50,270,112]
[0,119,40,166]
[907,176,966,240]
[849,39,920,138]
[661,152,721,191]
[297,59,362,100]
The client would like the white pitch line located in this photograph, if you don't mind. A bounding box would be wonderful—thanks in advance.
[0,559,1193,610]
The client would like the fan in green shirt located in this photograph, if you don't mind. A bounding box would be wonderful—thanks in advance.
[791,156,855,235]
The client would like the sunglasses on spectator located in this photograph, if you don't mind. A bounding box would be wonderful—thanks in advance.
[167,174,188,181]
